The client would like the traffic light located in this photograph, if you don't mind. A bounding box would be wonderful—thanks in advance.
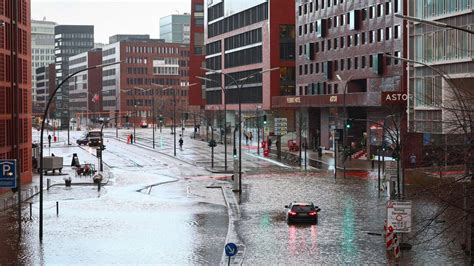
[263,115,267,125]
[159,115,163,122]
[345,118,353,129]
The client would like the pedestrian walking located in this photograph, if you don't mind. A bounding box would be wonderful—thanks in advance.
[267,138,272,150]
[179,136,184,150]
[130,133,134,144]
[249,132,253,142]
[245,132,249,145]
[48,134,52,147]
[410,153,416,168]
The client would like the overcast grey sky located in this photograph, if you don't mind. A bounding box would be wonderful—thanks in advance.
[32,0,191,44]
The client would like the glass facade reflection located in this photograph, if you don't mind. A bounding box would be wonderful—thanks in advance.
[224,0,267,17]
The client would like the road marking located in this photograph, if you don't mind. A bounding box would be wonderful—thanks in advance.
[245,153,291,168]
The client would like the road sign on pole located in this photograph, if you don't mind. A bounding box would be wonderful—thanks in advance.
[274,118,287,136]
[387,200,412,233]
[0,160,17,188]
[225,242,238,257]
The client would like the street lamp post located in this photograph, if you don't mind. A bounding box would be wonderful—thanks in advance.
[196,76,229,171]
[336,74,353,179]
[153,85,176,156]
[152,83,196,156]
[395,14,474,35]
[134,87,157,149]
[202,67,280,193]
[120,88,138,143]
[38,61,120,241]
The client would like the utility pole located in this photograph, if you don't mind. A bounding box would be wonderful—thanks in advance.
[11,0,21,234]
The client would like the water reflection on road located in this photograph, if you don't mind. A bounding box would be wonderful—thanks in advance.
[0,179,227,264]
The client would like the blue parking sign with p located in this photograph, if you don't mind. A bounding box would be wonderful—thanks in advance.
[0,160,16,188]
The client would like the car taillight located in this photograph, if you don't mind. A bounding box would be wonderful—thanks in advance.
[289,211,297,216]
[308,211,317,216]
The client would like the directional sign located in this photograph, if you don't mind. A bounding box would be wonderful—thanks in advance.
[274,118,288,136]
[225,242,238,257]
[387,201,412,233]
[0,160,16,188]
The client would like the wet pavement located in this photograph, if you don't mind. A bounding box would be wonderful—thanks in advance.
[236,171,468,264]
[1,128,469,264]
[1,129,229,264]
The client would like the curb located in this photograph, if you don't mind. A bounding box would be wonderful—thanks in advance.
[217,183,245,265]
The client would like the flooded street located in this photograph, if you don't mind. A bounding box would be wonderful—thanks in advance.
[1,129,470,264]
[237,172,467,264]
[0,131,228,264]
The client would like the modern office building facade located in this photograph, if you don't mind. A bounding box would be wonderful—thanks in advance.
[160,14,191,44]
[0,0,32,193]
[68,49,103,126]
[204,0,296,121]
[31,19,56,108]
[408,1,474,134]
[100,38,190,127]
[273,0,407,158]
[188,0,206,107]
[54,25,94,129]
[35,63,56,113]
[109,34,150,44]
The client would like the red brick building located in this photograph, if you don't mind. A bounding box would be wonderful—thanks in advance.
[0,0,32,193]
[188,0,205,107]
[204,0,296,120]
[101,37,190,127]
[273,0,408,159]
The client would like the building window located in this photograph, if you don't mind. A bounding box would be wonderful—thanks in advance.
[385,27,392,40]
[340,37,344,48]
[385,2,392,15]
[362,56,366,68]
[354,57,359,69]
[361,32,366,44]
[394,25,400,39]
[369,31,374,43]
[340,59,344,70]
[377,4,383,17]
[378,29,383,41]
[347,58,351,70]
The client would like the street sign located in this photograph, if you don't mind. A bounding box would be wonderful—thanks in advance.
[384,161,400,181]
[274,118,287,136]
[387,201,412,233]
[225,242,238,257]
[0,160,16,188]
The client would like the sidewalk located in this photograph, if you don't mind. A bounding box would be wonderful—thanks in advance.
[0,144,111,212]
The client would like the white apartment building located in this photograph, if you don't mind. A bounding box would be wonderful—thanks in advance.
[31,19,57,105]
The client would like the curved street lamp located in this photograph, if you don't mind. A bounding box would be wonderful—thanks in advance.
[201,67,280,193]
[38,61,121,242]
[336,74,354,179]
[196,75,231,172]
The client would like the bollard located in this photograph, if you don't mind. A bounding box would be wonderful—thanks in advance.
[47,179,51,190]
[98,181,101,192]
[56,201,59,216]
[30,202,32,220]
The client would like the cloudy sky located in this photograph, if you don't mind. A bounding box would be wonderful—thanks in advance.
[32,0,191,43]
